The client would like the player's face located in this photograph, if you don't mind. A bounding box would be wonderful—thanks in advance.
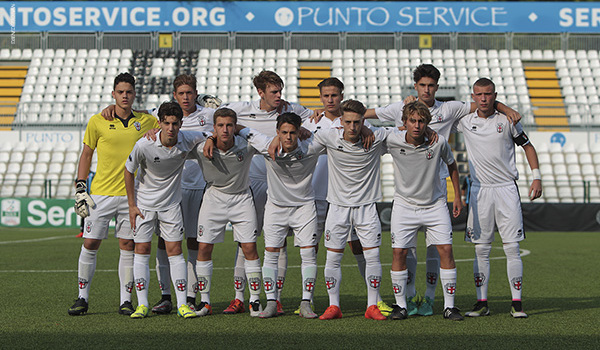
[472,84,497,117]
[319,86,343,114]
[414,77,438,107]
[404,112,427,143]
[159,115,182,145]
[258,84,283,111]
[173,84,198,115]
[276,122,299,153]
[214,116,236,144]
[112,82,135,110]
[341,111,364,143]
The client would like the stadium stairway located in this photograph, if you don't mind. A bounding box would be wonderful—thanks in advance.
[298,62,331,108]
[523,62,569,130]
[0,64,27,130]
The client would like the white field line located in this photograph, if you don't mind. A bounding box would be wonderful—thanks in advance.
[0,244,530,273]
[0,235,73,244]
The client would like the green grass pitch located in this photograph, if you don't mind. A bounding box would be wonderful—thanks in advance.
[1,228,599,349]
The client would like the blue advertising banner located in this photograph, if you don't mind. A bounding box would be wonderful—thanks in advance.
[0,2,600,33]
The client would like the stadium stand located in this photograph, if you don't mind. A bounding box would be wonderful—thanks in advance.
[1,48,599,201]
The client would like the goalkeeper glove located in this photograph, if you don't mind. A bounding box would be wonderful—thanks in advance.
[74,180,95,218]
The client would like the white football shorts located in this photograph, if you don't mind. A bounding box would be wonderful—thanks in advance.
[390,198,453,249]
[133,206,184,243]
[324,203,382,250]
[83,195,132,240]
[197,187,258,244]
[465,183,525,244]
[314,199,328,242]
[263,199,318,248]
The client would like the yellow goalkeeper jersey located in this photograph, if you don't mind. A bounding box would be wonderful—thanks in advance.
[83,111,158,196]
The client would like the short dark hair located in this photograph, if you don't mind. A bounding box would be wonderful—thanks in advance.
[253,70,284,92]
[276,112,302,130]
[318,77,344,94]
[113,72,135,90]
[413,64,440,83]
[173,74,197,92]
[157,101,183,122]
[402,101,432,125]
[214,107,237,124]
[341,99,367,116]
[473,77,496,91]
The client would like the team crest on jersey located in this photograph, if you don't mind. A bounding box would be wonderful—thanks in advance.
[236,151,244,162]
[234,277,245,290]
[85,221,92,233]
[198,225,204,237]
[78,278,88,289]
[434,114,443,122]
[474,273,486,287]
[248,277,261,291]
[368,275,381,288]
[511,277,522,290]
[135,278,146,291]
[426,149,434,160]
[175,279,186,292]
[392,283,402,294]
[444,282,456,295]
[325,277,336,290]
[325,230,331,241]
[199,118,206,126]
[496,123,504,133]
[263,277,275,292]
[197,277,208,291]
[426,272,437,285]
[304,278,316,292]
[134,121,141,131]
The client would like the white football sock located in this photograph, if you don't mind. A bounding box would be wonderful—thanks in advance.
[195,260,213,304]
[324,250,344,307]
[276,246,288,301]
[363,248,382,307]
[119,249,134,304]
[262,250,279,300]
[233,246,246,301]
[77,246,97,301]
[155,248,171,296]
[245,258,262,303]
[424,245,440,300]
[390,270,408,308]
[474,243,492,301]
[168,254,187,307]
[186,248,198,300]
[440,268,457,309]
[133,253,151,307]
[406,247,417,298]
[300,247,317,301]
[504,242,523,301]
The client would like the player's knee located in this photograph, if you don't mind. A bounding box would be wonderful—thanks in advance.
[474,243,492,258]
[503,242,521,259]
[362,247,380,265]
[348,240,363,255]
[83,238,101,251]
[300,247,317,265]
[325,249,344,268]
[135,242,152,255]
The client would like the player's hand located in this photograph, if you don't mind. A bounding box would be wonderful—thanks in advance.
[203,137,215,159]
[529,179,542,201]
[452,197,463,218]
[129,206,144,230]
[426,127,438,144]
[360,125,374,150]
[268,135,281,160]
[310,109,325,123]
[276,99,290,114]
[74,180,95,218]
[298,127,312,141]
[403,95,417,104]
[505,108,522,125]
[144,128,159,141]
[101,104,116,121]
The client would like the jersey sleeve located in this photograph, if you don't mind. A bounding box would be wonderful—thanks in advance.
[183,131,208,148]
[383,128,403,148]
[83,116,100,150]
[511,121,530,146]
[240,128,272,155]
[440,138,456,165]
[375,102,404,124]
[312,127,334,147]
[447,101,473,122]
[291,103,314,121]
[303,136,327,156]
[301,114,321,132]
[125,141,143,174]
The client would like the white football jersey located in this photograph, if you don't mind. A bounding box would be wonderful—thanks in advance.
[456,110,527,185]
[125,130,207,211]
[302,113,336,201]
[193,135,258,194]
[376,99,470,179]
[241,128,325,206]
[386,131,455,207]
[313,127,388,206]
[220,100,313,182]
[150,104,215,190]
